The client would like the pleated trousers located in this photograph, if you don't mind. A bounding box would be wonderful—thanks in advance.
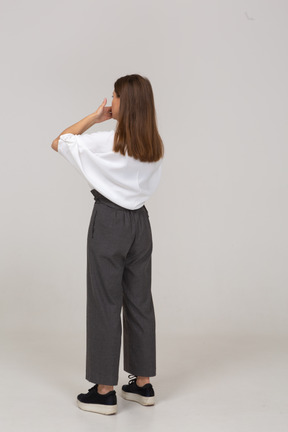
[86,189,156,385]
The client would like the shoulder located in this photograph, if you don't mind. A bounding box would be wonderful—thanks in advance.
[59,130,115,153]
[60,130,114,142]
[86,130,115,140]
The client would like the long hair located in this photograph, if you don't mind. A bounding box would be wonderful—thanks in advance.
[113,74,164,162]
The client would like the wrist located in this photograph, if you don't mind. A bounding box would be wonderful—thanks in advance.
[90,112,100,125]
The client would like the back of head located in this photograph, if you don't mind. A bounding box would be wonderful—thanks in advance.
[113,74,164,162]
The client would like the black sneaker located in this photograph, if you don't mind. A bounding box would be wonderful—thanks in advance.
[121,374,155,406]
[77,384,117,415]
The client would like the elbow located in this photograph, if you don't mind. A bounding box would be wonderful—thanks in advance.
[51,137,60,152]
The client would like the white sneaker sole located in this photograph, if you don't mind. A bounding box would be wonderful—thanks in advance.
[121,390,155,406]
[77,399,117,415]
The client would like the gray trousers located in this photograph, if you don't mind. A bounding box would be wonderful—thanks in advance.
[86,189,156,386]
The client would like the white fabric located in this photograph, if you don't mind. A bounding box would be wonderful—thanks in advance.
[57,130,163,210]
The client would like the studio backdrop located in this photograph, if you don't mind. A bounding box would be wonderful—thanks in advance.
[0,0,287,341]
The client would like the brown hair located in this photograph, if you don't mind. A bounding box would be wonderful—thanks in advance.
[113,74,164,162]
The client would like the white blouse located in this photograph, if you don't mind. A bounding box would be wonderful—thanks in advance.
[57,130,163,210]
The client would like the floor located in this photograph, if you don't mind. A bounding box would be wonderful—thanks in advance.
[1,331,288,432]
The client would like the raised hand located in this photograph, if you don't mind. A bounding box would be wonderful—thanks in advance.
[94,98,112,123]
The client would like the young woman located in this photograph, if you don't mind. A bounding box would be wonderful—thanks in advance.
[51,74,164,415]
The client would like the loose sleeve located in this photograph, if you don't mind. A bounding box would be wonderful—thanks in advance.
[58,130,112,169]
[58,131,113,154]
[57,130,115,188]
[57,133,83,175]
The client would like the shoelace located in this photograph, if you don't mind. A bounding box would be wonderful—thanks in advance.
[128,374,138,385]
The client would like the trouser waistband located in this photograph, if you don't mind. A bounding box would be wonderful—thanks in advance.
[90,189,144,212]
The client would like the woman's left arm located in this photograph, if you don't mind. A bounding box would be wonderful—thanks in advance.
[51,98,112,152]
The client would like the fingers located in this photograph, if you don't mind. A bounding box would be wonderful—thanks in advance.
[104,105,112,114]
[95,99,112,120]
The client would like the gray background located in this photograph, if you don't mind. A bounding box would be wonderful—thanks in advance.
[1,0,287,337]
[1,1,288,430]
